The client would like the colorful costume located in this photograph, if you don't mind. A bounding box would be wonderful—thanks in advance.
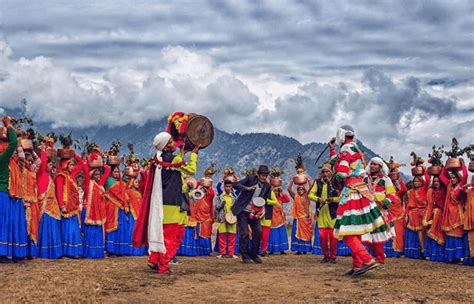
[362,158,396,264]
[55,155,84,257]
[214,191,238,256]
[309,178,340,260]
[290,192,313,254]
[82,164,110,258]
[36,150,62,259]
[440,165,467,261]
[386,179,406,257]
[193,187,214,256]
[404,171,429,259]
[0,128,29,259]
[177,193,201,256]
[330,135,388,270]
[423,186,447,262]
[260,190,278,254]
[268,192,290,253]
[24,152,41,258]
[133,132,198,274]
[105,177,131,256]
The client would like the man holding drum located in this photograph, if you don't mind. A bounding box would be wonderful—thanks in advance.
[232,165,273,264]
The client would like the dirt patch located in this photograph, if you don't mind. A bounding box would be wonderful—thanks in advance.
[1,255,472,303]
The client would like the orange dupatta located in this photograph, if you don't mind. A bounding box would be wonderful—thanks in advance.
[290,194,313,242]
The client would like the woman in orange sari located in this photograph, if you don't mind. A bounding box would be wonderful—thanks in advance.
[193,179,214,256]
[23,151,41,258]
[82,160,110,258]
[288,181,313,254]
[458,168,473,266]
[55,154,84,258]
[105,165,130,256]
[386,162,407,257]
[440,164,467,262]
[404,170,429,259]
[268,187,290,254]
[126,178,147,256]
[423,176,447,262]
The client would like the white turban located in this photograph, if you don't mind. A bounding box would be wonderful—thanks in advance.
[153,132,171,151]
[335,125,357,146]
[366,157,389,176]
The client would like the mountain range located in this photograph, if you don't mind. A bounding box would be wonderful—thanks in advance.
[26,116,379,182]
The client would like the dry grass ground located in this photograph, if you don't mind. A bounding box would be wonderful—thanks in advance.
[1,254,473,303]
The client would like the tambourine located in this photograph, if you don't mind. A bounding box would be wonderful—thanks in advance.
[252,197,266,208]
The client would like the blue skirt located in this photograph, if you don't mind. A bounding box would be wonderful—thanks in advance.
[61,215,83,257]
[37,213,63,259]
[81,210,105,259]
[291,220,312,253]
[463,233,474,266]
[445,235,464,261]
[424,236,446,262]
[337,240,352,256]
[106,209,130,256]
[268,225,289,253]
[213,231,240,255]
[178,226,201,256]
[312,225,323,255]
[0,194,29,258]
[128,216,147,256]
[196,223,212,256]
[384,239,401,258]
[404,228,422,259]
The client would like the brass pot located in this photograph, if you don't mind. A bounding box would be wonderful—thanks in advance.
[411,166,424,176]
[88,158,103,169]
[270,177,282,187]
[0,126,7,141]
[445,157,462,170]
[124,166,138,177]
[427,165,442,176]
[58,147,75,159]
[108,155,121,165]
[20,139,33,151]
[224,175,237,183]
[293,174,308,185]
[469,161,474,173]
[388,171,400,181]
[46,147,57,159]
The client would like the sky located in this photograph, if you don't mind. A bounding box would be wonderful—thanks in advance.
[0,0,473,171]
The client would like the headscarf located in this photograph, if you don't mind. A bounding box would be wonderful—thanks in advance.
[335,125,356,146]
[366,157,389,177]
[147,132,171,253]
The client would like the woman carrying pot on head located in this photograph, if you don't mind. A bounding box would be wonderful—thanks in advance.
[457,162,474,266]
[329,125,387,276]
[105,164,131,256]
[82,157,110,259]
[288,181,313,255]
[55,153,85,258]
[23,149,42,258]
[423,175,447,262]
[404,169,430,259]
[309,164,340,263]
[268,186,290,255]
[440,162,467,263]
[192,177,215,256]
[36,146,63,259]
[0,117,29,262]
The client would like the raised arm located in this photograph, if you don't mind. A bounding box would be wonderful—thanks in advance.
[232,175,251,192]
[173,152,198,176]
[287,180,295,199]
[0,127,18,163]
[308,180,319,202]
[71,153,85,180]
[266,190,278,206]
[55,175,66,209]
[439,166,449,187]
[99,164,111,186]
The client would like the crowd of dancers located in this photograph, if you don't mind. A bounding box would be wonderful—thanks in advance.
[0,116,472,276]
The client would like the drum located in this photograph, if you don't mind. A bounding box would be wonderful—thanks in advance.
[252,197,266,208]
[225,212,237,224]
[183,114,214,150]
